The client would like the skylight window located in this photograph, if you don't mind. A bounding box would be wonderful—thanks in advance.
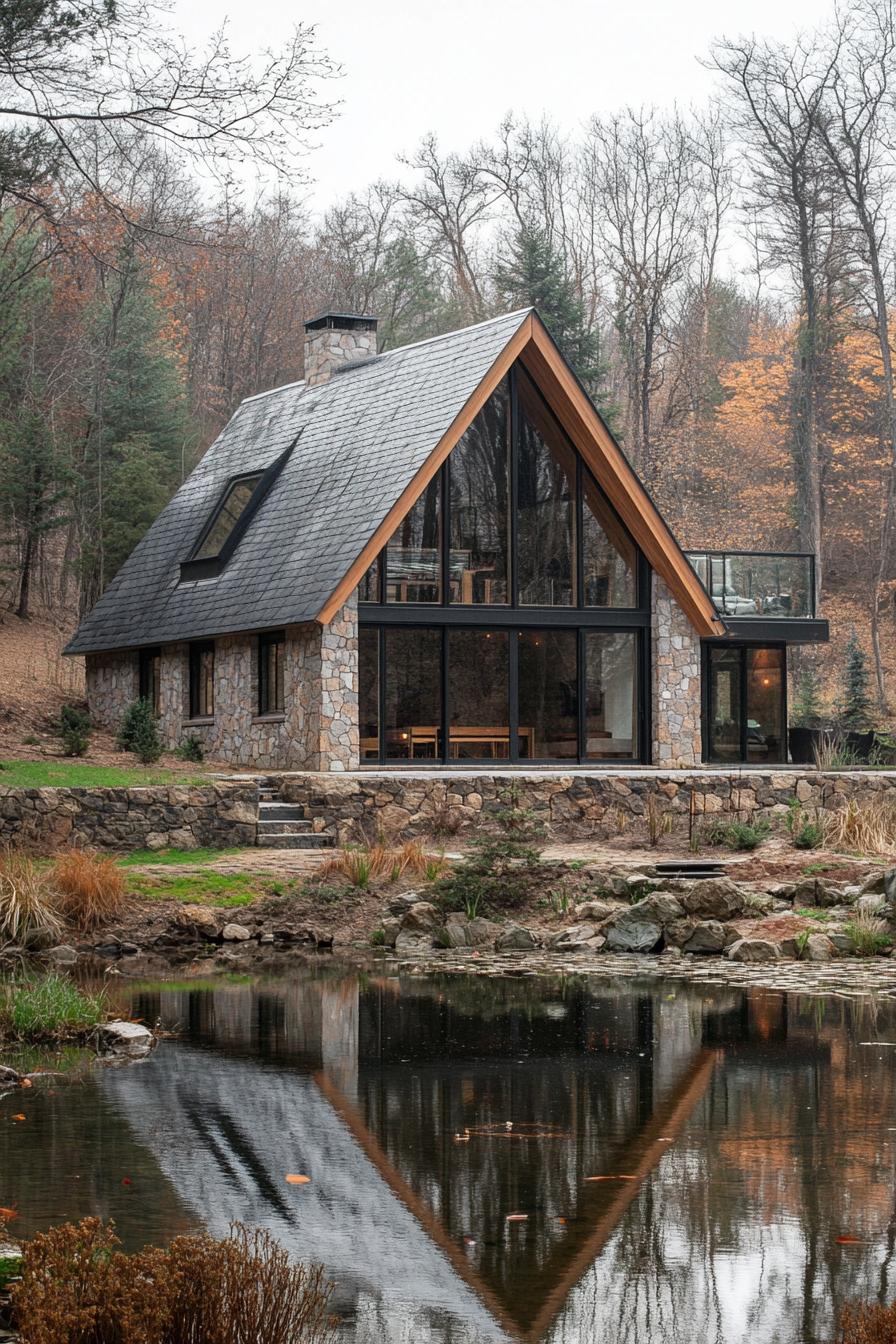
[193,473,263,561]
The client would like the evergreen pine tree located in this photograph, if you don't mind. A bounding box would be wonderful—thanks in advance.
[791,656,824,728]
[840,628,873,731]
[494,224,615,420]
[80,243,193,604]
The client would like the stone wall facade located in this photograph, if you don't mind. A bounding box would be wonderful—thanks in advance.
[279,768,896,846]
[85,600,360,772]
[652,579,702,768]
[0,783,258,850]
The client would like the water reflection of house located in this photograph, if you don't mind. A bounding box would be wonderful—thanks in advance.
[100,975,726,1342]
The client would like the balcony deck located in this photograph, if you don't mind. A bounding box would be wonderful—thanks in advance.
[685,550,828,642]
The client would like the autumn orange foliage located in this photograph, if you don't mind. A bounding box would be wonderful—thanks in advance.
[52,850,125,931]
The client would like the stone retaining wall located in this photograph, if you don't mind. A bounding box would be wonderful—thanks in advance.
[277,768,896,845]
[0,783,258,850]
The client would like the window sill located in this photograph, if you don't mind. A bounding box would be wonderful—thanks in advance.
[182,717,214,727]
[253,713,286,724]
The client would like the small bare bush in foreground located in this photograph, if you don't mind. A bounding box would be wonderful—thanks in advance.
[13,1217,335,1344]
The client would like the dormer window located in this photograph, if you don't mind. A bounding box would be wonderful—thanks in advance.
[193,473,263,561]
[180,443,295,582]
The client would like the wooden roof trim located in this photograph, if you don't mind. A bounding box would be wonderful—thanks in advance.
[316,312,535,625]
[520,319,725,637]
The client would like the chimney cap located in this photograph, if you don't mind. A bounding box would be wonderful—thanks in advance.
[304,311,378,333]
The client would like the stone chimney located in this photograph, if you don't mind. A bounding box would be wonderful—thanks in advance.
[303,312,378,387]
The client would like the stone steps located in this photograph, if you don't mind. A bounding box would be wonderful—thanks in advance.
[256,795,332,849]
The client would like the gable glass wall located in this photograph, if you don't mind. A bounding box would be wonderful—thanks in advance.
[358,363,650,766]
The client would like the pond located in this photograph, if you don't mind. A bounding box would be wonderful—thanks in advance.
[2,964,896,1344]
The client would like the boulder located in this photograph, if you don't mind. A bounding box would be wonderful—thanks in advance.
[603,908,663,952]
[443,914,500,948]
[0,1066,20,1092]
[675,878,745,921]
[664,917,699,948]
[380,916,401,947]
[682,920,727,954]
[386,892,421,917]
[727,938,783,963]
[829,931,854,955]
[495,923,538,952]
[549,923,602,951]
[791,877,847,909]
[400,901,442,935]
[858,869,884,895]
[394,929,435,955]
[172,905,220,937]
[41,944,78,965]
[222,923,252,942]
[635,892,685,926]
[96,1020,156,1058]
[804,932,837,962]
[574,899,619,923]
[855,894,888,918]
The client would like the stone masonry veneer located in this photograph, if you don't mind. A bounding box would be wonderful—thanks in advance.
[652,579,701,768]
[86,599,360,772]
[303,324,377,387]
[278,768,896,846]
[0,783,258,850]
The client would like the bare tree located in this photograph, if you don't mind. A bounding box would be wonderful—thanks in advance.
[583,107,702,479]
[710,32,848,606]
[812,0,896,706]
[0,0,338,227]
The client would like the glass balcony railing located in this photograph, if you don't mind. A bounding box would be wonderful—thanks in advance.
[685,551,816,619]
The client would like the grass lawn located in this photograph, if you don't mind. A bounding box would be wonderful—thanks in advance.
[126,869,284,908]
[120,847,242,867]
[0,760,208,788]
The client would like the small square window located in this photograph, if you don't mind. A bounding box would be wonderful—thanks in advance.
[258,632,285,715]
[189,641,215,718]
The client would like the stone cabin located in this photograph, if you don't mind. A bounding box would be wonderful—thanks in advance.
[66,309,828,771]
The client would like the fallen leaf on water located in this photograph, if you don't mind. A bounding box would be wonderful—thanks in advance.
[586,1174,636,1182]
[286,1174,311,1185]
[0,1207,17,1222]
[453,1133,470,1143]
[836,1235,865,1245]
[19,1079,32,1089]
[11,1114,25,1122]
[555,1216,567,1225]
[121,1178,132,1187]
[505,1213,528,1222]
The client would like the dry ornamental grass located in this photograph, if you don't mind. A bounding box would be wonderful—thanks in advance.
[53,849,125,931]
[0,850,63,947]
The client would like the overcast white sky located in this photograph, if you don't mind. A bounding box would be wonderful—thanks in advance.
[176,0,827,211]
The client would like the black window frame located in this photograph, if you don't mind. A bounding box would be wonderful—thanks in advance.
[138,647,162,716]
[357,360,652,766]
[188,640,216,720]
[258,630,286,716]
[180,441,296,583]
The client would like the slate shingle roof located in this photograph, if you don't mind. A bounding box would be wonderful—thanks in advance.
[66,309,532,655]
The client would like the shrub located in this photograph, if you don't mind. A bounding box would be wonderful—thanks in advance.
[0,975,106,1040]
[117,699,162,764]
[0,850,63,947]
[434,787,544,914]
[786,797,824,850]
[12,1218,335,1344]
[840,1301,896,1343]
[704,819,771,851]
[58,705,91,757]
[53,850,125,931]
[844,911,892,957]
[174,734,204,763]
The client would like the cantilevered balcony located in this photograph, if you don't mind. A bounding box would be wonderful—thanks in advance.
[685,551,829,642]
